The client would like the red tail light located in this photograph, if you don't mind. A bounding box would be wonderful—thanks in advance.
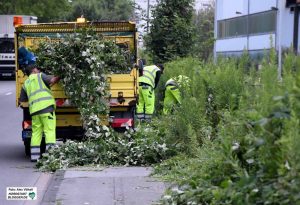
[111,118,133,128]
[56,99,72,107]
[23,121,32,129]
[56,99,65,107]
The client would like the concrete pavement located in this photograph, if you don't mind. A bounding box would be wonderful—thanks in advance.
[41,167,167,205]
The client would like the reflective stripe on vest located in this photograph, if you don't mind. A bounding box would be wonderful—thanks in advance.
[24,73,55,114]
[138,65,160,88]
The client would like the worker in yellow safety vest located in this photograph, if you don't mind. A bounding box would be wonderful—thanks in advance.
[163,75,190,115]
[136,64,164,121]
[19,64,60,162]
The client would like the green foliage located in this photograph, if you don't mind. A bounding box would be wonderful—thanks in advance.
[192,3,215,61]
[0,0,134,22]
[152,55,300,204]
[65,0,134,21]
[155,58,244,155]
[36,30,130,138]
[145,0,195,63]
[0,0,70,22]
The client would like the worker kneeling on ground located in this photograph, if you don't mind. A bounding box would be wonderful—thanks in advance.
[136,64,164,122]
[163,75,190,115]
[19,51,60,162]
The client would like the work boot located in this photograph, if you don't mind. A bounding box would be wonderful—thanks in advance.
[30,146,40,162]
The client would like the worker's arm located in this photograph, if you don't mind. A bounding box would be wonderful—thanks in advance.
[19,86,28,107]
[50,76,60,86]
[41,73,60,87]
[154,70,161,89]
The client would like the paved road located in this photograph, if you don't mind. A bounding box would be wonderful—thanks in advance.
[0,80,52,205]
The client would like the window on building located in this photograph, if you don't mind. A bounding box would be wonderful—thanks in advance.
[248,11,277,35]
[218,16,247,38]
[217,10,277,39]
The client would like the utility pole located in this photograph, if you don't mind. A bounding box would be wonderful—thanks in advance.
[146,0,150,33]
[294,5,299,54]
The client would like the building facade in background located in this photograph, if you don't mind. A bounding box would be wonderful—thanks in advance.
[214,0,299,61]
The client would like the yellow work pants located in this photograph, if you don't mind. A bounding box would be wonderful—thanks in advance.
[136,84,155,120]
[30,112,56,161]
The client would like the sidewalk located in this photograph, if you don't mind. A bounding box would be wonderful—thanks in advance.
[41,167,167,205]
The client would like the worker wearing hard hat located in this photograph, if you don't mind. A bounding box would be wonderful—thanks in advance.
[18,47,60,162]
[136,64,164,121]
[163,75,190,115]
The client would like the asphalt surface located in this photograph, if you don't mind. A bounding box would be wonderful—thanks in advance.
[0,80,52,205]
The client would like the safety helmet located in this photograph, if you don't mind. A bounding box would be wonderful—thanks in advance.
[18,46,36,66]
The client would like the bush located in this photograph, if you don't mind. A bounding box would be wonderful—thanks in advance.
[154,55,300,204]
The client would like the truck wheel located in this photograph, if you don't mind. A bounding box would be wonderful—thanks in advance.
[24,139,31,156]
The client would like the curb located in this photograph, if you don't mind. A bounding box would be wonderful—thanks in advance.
[40,170,65,205]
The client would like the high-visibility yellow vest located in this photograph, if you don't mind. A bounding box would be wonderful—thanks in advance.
[138,65,160,88]
[23,73,55,115]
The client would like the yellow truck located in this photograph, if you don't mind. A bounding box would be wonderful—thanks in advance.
[15,20,139,155]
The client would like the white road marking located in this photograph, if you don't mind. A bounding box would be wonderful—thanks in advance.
[5,92,12,96]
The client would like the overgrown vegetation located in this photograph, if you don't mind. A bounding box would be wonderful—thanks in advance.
[151,52,300,204]
[33,27,300,204]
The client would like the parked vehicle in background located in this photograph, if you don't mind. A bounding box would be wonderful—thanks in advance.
[0,15,37,78]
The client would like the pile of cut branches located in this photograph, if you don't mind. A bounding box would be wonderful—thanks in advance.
[35,30,169,171]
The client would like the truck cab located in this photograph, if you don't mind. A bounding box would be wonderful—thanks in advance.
[0,15,37,78]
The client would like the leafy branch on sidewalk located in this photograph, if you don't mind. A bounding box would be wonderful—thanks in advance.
[37,125,168,172]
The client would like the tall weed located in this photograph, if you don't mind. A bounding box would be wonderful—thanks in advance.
[156,53,300,204]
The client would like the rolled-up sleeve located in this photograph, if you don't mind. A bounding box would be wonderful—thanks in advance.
[41,73,53,88]
[19,87,28,102]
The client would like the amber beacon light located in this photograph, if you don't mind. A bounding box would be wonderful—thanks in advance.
[13,16,23,27]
